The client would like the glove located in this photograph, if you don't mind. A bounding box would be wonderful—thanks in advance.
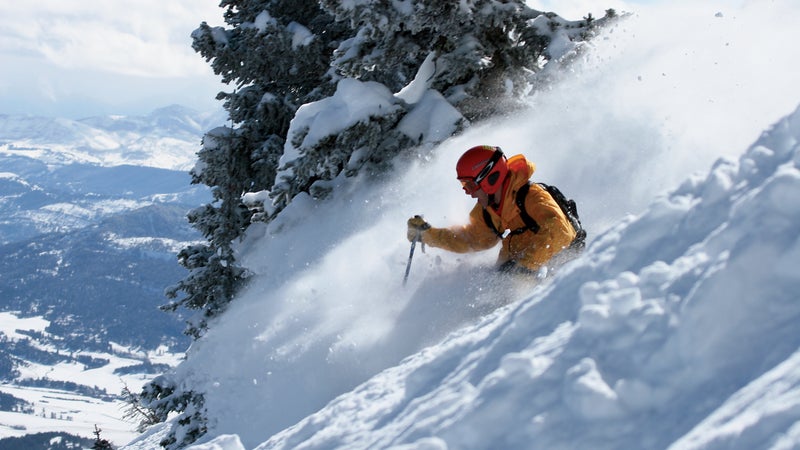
[407,215,431,242]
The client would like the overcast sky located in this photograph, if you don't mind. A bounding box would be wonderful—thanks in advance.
[0,0,661,120]
[0,0,225,119]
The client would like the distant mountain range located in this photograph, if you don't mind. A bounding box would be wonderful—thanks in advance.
[0,105,227,171]
[0,105,222,445]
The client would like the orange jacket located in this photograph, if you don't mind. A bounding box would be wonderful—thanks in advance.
[421,154,576,272]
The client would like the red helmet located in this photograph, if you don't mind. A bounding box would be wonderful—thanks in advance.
[456,145,508,195]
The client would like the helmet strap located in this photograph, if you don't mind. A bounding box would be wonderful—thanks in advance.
[489,192,501,210]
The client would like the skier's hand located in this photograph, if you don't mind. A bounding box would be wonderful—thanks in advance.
[407,215,431,242]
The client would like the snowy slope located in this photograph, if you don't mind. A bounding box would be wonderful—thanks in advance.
[134,102,800,450]
[248,105,800,450]
[122,2,800,449]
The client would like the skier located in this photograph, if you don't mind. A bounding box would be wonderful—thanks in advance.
[407,145,579,276]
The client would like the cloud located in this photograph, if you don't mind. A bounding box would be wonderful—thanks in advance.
[0,0,223,78]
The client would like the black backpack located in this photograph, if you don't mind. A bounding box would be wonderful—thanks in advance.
[482,182,587,250]
[534,182,586,250]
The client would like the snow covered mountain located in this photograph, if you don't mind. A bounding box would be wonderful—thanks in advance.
[0,106,219,445]
[121,2,800,450]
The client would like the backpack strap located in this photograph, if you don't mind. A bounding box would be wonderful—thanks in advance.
[482,181,587,251]
[514,182,541,235]
[481,182,540,239]
[482,208,503,238]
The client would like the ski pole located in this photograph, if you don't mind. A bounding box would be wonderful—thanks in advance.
[403,236,418,286]
[403,216,428,286]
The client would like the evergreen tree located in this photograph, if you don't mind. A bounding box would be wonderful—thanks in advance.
[142,2,348,447]
[91,425,114,450]
[321,0,598,120]
[122,383,160,433]
[268,78,417,211]
[269,0,613,212]
[162,0,348,338]
[161,128,252,339]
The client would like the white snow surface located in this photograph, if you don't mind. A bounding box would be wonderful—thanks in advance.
[123,2,800,449]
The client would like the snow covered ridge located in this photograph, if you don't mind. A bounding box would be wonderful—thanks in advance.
[180,103,800,450]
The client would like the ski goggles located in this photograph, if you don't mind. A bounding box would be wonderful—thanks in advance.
[459,177,480,195]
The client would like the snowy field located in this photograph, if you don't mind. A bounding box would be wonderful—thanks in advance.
[0,312,182,444]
